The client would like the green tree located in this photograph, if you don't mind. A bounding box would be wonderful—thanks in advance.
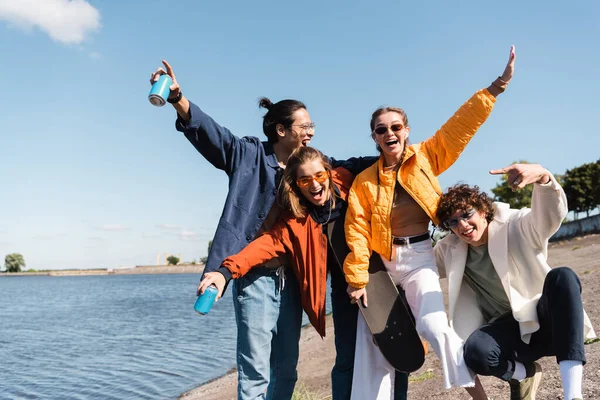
[4,253,25,273]
[490,160,533,208]
[592,159,600,214]
[563,162,598,218]
[166,255,180,265]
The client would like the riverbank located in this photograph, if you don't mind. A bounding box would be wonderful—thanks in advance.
[180,234,600,400]
[0,264,205,277]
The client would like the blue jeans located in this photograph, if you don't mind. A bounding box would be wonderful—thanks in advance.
[329,264,409,400]
[233,266,303,400]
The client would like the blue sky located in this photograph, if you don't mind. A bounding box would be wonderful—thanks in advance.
[1,0,598,270]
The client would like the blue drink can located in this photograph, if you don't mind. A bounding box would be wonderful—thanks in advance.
[194,285,218,315]
[148,74,173,106]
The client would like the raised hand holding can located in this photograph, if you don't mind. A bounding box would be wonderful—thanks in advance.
[148,74,173,107]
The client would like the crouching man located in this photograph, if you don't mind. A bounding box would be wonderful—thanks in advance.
[434,163,596,400]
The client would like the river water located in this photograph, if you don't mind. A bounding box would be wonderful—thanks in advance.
[0,273,330,399]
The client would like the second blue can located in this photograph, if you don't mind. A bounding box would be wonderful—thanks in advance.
[194,285,218,315]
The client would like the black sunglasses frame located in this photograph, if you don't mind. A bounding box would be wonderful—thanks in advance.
[373,124,405,135]
[442,208,477,229]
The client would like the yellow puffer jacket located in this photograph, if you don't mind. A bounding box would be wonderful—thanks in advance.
[344,89,496,288]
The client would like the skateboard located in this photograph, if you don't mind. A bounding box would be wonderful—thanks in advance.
[325,220,425,372]
[358,252,425,373]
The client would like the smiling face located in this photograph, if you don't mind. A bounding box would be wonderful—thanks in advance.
[448,208,489,247]
[278,108,314,150]
[295,160,330,206]
[371,111,410,166]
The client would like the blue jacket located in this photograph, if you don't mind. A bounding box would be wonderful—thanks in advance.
[176,101,376,276]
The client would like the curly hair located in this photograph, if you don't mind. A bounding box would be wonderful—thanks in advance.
[436,184,494,231]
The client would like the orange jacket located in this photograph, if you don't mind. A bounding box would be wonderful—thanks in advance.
[221,168,355,337]
[344,89,496,288]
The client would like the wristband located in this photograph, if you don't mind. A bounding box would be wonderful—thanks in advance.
[167,91,183,104]
[491,77,509,93]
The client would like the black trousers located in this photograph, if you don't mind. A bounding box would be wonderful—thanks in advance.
[329,262,409,400]
[463,267,586,381]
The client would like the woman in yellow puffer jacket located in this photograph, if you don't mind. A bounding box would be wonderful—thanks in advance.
[344,46,516,400]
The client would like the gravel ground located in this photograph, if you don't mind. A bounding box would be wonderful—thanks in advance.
[180,234,600,400]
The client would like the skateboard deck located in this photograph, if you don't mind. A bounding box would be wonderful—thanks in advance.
[357,252,425,373]
[324,219,424,372]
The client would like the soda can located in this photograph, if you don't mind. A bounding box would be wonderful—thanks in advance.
[148,74,173,107]
[194,285,218,315]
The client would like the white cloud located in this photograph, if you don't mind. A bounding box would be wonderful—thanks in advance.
[142,232,161,238]
[156,223,181,231]
[180,230,198,238]
[99,224,129,232]
[0,0,101,44]
[89,51,101,59]
[34,233,68,240]
[179,230,206,242]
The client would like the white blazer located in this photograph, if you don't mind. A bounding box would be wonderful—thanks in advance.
[435,174,595,344]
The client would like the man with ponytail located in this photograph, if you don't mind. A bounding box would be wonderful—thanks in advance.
[149,61,375,400]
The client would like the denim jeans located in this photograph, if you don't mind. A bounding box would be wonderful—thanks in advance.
[463,267,586,381]
[233,266,303,400]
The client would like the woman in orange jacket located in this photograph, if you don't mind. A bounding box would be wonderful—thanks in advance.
[344,47,516,400]
[198,146,410,400]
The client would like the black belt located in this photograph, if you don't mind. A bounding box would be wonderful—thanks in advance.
[392,232,430,246]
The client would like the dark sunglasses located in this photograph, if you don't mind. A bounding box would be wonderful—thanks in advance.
[373,124,404,135]
[442,208,476,229]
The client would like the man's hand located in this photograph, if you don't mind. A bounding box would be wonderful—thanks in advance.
[490,163,551,192]
[197,271,226,300]
[149,60,181,100]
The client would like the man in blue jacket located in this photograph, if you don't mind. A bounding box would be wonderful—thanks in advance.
[150,60,379,400]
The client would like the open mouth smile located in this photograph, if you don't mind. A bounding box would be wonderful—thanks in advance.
[461,227,475,238]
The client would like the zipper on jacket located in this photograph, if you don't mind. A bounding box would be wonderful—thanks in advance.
[389,182,397,261]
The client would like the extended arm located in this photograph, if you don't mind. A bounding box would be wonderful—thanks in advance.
[197,219,290,298]
[150,60,250,173]
[490,163,567,249]
[343,178,373,289]
[421,46,516,175]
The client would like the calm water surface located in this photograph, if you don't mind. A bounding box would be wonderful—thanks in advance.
[0,274,329,400]
[0,274,237,400]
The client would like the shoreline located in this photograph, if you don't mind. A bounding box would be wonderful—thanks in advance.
[0,264,205,277]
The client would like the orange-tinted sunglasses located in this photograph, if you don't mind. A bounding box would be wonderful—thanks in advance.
[296,171,330,188]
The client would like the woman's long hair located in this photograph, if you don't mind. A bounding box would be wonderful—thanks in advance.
[278,147,336,219]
